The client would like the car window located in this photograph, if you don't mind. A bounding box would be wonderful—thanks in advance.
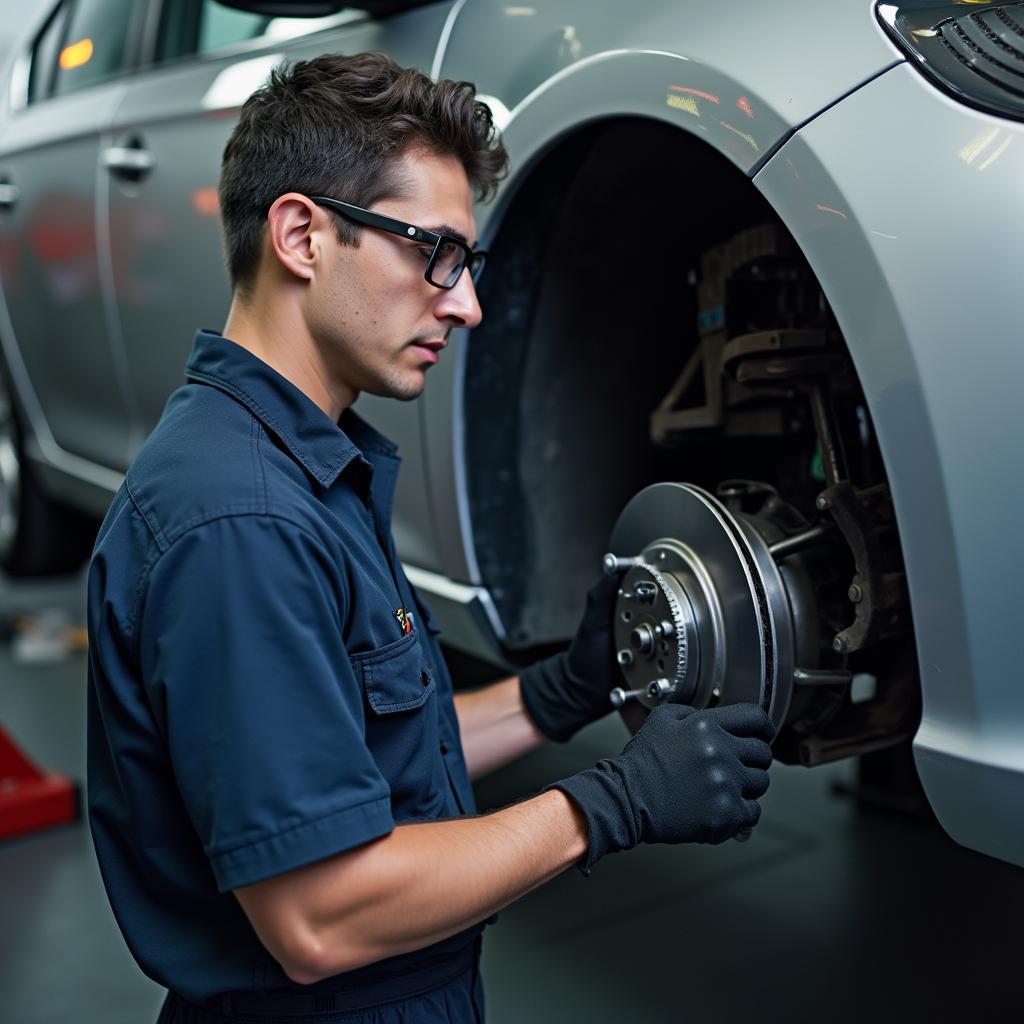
[27,1,72,103]
[50,0,140,97]
[156,0,366,63]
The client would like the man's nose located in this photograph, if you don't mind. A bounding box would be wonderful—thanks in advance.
[435,270,483,328]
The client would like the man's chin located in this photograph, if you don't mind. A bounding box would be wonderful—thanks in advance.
[364,370,427,403]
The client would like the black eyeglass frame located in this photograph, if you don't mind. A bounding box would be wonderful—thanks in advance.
[310,195,486,290]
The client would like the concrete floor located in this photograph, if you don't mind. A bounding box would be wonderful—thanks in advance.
[1,571,1022,1023]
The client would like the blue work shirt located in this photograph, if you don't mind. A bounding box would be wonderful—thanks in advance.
[87,330,481,1005]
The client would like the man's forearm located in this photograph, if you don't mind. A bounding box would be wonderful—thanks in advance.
[454,675,549,779]
[236,789,588,984]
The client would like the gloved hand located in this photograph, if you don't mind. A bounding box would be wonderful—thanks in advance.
[519,573,621,742]
[550,702,774,873]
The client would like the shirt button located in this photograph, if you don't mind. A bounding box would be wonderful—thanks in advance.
[420,669,431,687]
[439,741,449,756]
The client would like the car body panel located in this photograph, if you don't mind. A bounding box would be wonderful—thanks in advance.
[435,0,903,171]
[0,79,137,469]
[754,62,1024,867]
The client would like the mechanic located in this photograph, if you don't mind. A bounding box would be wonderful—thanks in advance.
[86,52,774,1024]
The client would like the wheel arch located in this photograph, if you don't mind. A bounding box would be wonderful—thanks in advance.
[429,51,802,651]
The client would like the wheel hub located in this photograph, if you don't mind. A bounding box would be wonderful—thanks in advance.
[611,553,699,708]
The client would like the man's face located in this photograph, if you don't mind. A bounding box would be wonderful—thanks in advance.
[305,148,483,403]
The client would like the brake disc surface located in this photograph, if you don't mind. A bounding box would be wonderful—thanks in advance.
[607,482,795,734]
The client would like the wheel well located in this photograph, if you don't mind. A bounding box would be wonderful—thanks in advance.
[466,117,780,650]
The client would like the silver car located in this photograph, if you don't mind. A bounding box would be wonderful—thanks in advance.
[0,0,1021,870]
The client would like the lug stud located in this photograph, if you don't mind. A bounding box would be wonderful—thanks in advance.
[610,685,647,707]
[603,553,640,576]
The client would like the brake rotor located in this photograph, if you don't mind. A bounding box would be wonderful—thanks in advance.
[606,482,797,735]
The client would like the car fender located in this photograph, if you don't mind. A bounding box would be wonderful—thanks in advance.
[435,0,903,176]
[753,62,1024,867]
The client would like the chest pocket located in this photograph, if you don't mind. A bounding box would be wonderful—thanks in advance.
[351,632,451,822]
[356,632,435,712]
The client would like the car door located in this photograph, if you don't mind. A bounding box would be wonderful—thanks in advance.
[0,0,144,470]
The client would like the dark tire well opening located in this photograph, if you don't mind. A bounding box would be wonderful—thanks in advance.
[466,119,782,651]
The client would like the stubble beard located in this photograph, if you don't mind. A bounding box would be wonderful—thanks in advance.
[367,357,427,402]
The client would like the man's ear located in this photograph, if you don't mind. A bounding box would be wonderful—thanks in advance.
[265,193,330,283]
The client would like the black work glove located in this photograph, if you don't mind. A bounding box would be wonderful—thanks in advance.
[519,574,621,742]
[551,702,773,873]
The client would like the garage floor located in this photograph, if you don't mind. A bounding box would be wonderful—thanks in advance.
[0,571,1021,1023]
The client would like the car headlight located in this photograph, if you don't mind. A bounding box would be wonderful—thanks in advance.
[877,1,1024,121]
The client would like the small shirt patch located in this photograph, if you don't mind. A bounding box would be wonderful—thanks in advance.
[395,607,412,635]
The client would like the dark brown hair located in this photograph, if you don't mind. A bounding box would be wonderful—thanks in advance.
[218,51,508,297]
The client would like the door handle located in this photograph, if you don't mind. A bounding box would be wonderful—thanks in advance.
[0,182,20,208]
[102,146,156,177]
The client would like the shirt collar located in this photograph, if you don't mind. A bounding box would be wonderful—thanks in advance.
[184,330,398,489]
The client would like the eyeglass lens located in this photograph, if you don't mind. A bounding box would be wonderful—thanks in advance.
[429,240,468,288]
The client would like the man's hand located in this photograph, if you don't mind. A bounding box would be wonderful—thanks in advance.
[551,702,774,872]
[519,574,621,742]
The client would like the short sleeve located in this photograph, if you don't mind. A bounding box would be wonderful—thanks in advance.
[137,514,393,892]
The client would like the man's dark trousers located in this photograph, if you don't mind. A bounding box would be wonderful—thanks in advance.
[156,944,484,1023]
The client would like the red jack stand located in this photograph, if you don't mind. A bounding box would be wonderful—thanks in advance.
[0,723,79,841]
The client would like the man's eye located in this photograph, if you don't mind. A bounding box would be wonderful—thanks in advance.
[417,247,434,262]
[438,242,458,258]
